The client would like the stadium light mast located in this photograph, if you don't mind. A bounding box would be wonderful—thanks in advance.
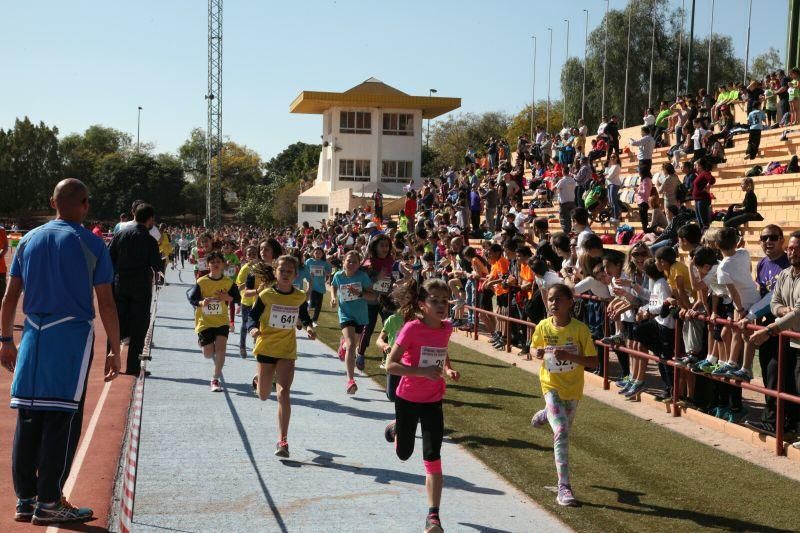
[563,19,569,124]
[206,0,223,228]
[601,0,609,118]
[582,9,588,121]
[531,35,537,139]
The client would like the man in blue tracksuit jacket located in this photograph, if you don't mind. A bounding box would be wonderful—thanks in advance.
[0,178,121,525]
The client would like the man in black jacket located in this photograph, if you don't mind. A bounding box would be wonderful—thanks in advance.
[108,203,163,375]
[605,115,620,162]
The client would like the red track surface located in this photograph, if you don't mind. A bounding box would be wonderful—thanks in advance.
[1,253,134,532]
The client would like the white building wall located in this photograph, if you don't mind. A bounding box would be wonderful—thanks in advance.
[300,105,423,225]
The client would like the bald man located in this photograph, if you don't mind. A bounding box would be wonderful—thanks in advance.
[0,178,120,524]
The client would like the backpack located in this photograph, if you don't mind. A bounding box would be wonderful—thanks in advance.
[616,225,634,245]
[745,165,762,177]
[629,232,646,245]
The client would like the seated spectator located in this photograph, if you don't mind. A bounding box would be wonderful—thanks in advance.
[723,177,763,229]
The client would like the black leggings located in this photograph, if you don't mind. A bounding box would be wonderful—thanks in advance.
[358,302,392,355]
[309,290,324,322]
[638,202,650,232]
[395,397,443,465]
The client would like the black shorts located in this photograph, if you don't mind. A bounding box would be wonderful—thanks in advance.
[339,321,365,334]
[714,301,734,341]
[479,289,494,310]
[256,354,292,365]
[198,325,229,346]
[496,293,510,308]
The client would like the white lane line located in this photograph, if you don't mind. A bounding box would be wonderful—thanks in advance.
[46,379,112,533]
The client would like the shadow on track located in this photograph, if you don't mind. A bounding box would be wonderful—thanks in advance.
[220,378,288,533]
[279,449,505,496]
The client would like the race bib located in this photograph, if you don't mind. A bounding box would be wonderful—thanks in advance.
[649,296,663,310]
[310,266,324,277]
[197,257,208,271]
[203,299,224,316]
[339,283,361,303]
[419,346,447,369]
[269,304,299,329]
[225,266,237,278]
[544,344,578,374]
[373,278,391,294]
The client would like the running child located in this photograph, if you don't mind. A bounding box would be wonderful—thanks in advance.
[236,245,260,358]
[188,251,241,391]
[384,278,460,533]
[530,284,597,507]
[189,232,213,279]
[331,250,376,394]
[222,240,241,332]
[305,246,333,327]
[247,255,316,458]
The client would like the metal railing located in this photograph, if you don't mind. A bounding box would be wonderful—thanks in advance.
[461,289,800,456]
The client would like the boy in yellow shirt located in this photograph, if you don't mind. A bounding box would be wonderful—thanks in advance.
[188,251,241,392]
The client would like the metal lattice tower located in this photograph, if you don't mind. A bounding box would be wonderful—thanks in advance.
[205,0,222,228]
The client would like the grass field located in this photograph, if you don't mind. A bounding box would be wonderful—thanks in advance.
[313,301,800,533]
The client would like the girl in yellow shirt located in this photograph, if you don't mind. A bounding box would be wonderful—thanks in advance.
[531,283,596,507]
[247,255,315,458]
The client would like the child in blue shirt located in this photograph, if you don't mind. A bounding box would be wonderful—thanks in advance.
[305,246,333,325]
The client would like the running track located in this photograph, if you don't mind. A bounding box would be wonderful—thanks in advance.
[125,267,569,532]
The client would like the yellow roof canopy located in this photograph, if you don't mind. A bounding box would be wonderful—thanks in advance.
[290,78,461,119]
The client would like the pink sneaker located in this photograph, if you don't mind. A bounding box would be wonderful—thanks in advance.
[210,379,222,392]
[346,379,357,395]
[338,338,346,361]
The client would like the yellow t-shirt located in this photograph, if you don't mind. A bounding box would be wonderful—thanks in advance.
[158,234,171,257]
[194,275,235,332]
[532,317,597,401]
[237,262,254,307]
[252,287,308,360]
[668,262,691,302]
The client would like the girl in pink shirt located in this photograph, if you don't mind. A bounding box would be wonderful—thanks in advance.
[384,278,460,533]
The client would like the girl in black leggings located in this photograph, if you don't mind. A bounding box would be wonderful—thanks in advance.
[384,278,460,533]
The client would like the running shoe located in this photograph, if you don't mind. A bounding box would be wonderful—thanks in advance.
[274,439,290,458]
[618,380,634,394]
[624,381,645,398]
[424,513,444,533]
[711,362,736,376]
[31,498,93,525]
[229,321,235,333]
[251,375,258,392]
[458,323,474,332]
[727,368,753,382]
[337,341,346,362]
[519,347,530,357]
[726,408,748,424]
[346,379,357,395]
[210,379,222,392]
[601,333,625,346]
[15,497,36,522]
[693,360,716,374]
[676,355,699,367]
[744,420,777,437]
[312,321,319,328]
[615,376,631,389]
[530,409,548,428]
[355,354,366,371]
[239,347,247,359]
[713,406,731,419]
[384,421,397,443]
[557,484,578,507]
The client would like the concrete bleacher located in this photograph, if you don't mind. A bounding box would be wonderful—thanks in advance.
[525,124,800,262]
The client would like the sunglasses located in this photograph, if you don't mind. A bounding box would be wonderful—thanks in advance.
[760,235,781,242]
[631,252,648,258]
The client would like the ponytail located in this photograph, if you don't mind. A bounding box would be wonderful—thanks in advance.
[392,277,450,322]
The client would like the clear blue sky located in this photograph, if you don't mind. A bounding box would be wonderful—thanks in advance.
[0,0,788,161]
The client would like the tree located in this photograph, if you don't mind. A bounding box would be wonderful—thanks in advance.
[218,142,263,200]
[428,112,511,169]
[505,100,565,144]
[750,47,782,82]
[178,127,208,178]
[561,0,744,130]
[236,141,321,227]
[0,118,61,216]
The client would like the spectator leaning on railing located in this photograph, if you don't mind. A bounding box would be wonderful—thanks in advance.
[750,230,800,435]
